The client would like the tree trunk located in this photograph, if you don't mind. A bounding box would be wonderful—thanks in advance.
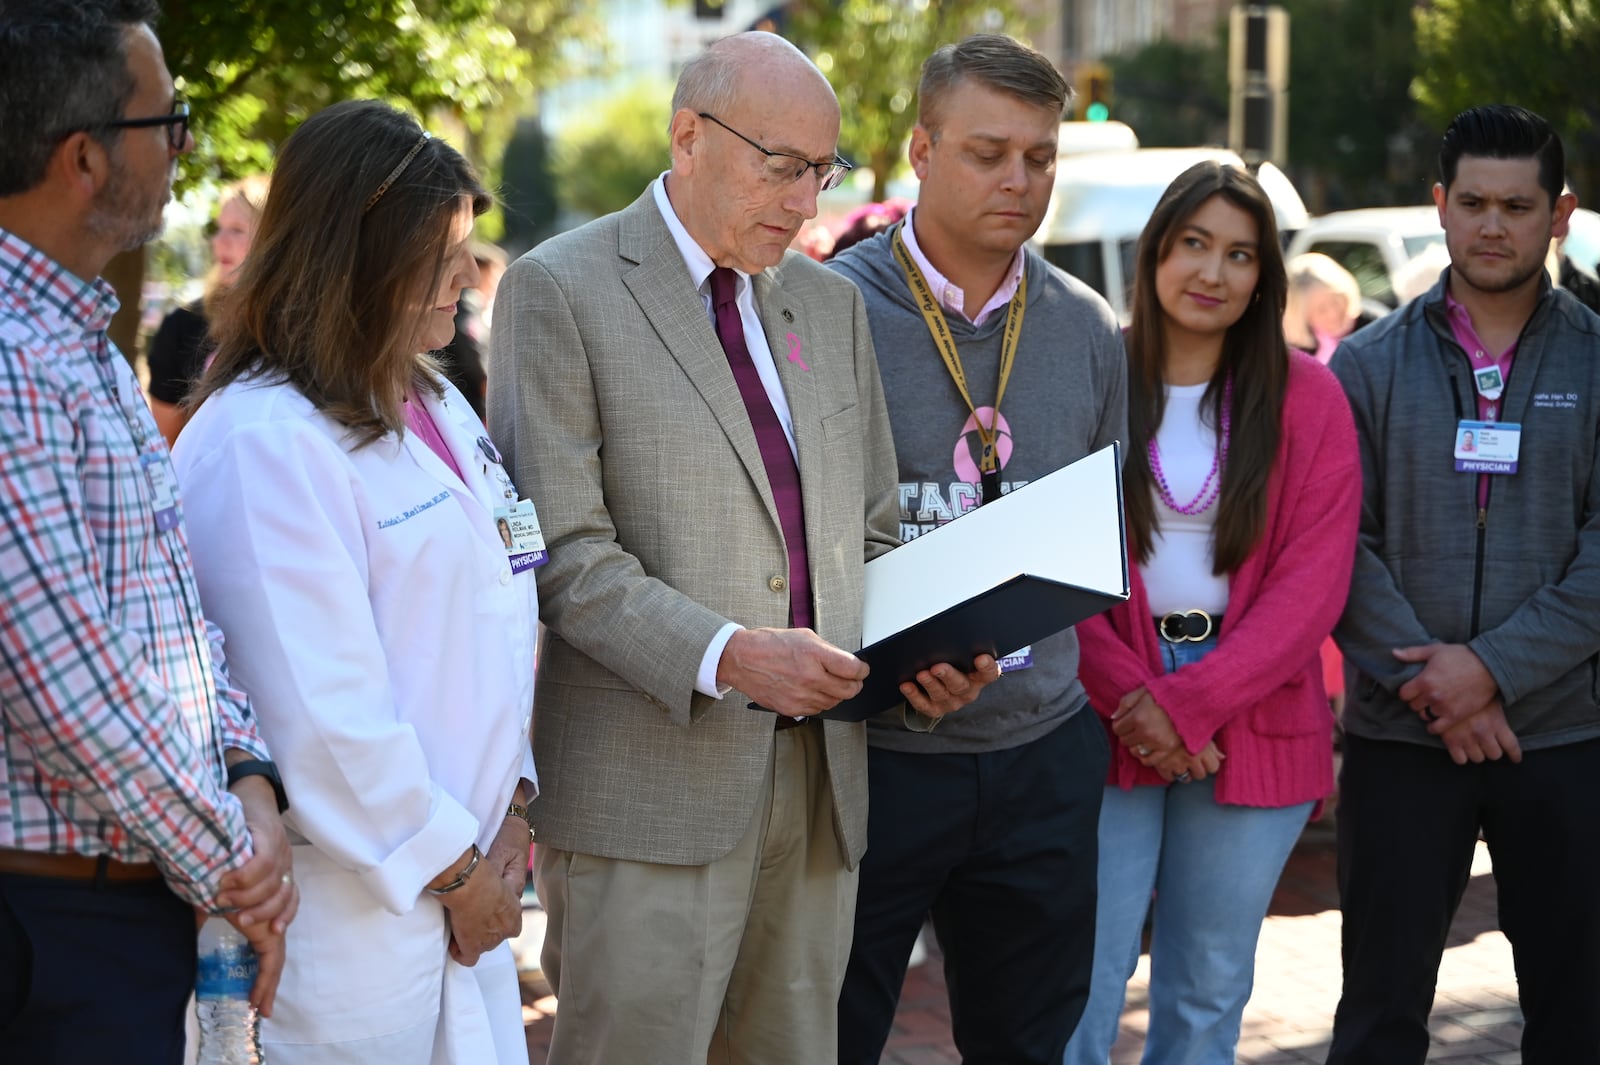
[102,247,146,370]
[870,147,894,203]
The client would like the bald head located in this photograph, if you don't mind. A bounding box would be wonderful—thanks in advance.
[663,32,842,274]
[672,31,836,117]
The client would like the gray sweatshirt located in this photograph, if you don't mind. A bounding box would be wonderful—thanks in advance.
[830,228,1127,754]
[1332,271,1600,750]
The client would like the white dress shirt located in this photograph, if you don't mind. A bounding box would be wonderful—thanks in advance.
[650,176,804,696]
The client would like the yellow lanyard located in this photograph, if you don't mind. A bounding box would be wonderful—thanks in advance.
[891,226,1025,502]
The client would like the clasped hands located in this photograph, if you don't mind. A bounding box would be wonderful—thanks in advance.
[718,627,1000,720]
[1110,688,1224,783]
[436,815,531,966]
[1111,643,1521,778]
[1394,642,1521,764]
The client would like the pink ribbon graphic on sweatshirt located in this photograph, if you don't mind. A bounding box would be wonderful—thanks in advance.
[784,332,810,372]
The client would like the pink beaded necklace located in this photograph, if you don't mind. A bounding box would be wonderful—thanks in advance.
[1148,374,1232,516]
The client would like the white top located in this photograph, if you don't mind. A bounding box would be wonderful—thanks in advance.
[1141,381,1230,617]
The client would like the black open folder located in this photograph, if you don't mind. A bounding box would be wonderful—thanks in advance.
[813,443,1129,722]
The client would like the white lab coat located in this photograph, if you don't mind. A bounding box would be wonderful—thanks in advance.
[173,375,537,1065]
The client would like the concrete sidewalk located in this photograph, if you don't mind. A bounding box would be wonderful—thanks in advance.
[521,821,1523,1063]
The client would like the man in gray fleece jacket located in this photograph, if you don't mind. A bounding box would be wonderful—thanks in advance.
[828,35,1126,1065]
[1328,105,1600,1064]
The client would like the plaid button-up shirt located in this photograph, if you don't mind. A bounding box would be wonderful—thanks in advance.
[1,228,265,907]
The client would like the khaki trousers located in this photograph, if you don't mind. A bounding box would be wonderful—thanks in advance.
[536,724,856,1065]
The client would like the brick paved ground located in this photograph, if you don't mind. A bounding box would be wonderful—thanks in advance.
[520,821,1523,1063]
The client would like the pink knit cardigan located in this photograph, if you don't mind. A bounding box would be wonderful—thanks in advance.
[1077,352,1361,809]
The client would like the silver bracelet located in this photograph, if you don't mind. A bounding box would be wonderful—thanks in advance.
[426,844,482,896]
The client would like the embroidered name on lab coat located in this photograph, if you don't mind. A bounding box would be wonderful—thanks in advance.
[376,491,450,529]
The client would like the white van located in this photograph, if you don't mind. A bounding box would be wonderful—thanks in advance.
[1284,206,1445,310]
[1033,147,1310,322]
[1287,204,1600,312]
[1058,119,1139,157]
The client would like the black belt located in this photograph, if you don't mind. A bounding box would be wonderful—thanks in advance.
[774,714,810,731]
[1157,609,1222,644]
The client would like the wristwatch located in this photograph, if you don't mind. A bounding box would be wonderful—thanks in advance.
[226,758,289,814]
[506,801,535,842]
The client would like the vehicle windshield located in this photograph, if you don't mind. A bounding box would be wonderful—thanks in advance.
[1402,234,1445,260]
[1308,240,1396,307]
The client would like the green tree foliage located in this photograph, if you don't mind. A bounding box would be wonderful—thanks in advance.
[1104,36,1227,148]
[159,0,598,185]
[1097,1,1427,210]
[1285,0,1427,207]
[786,0,1035,201]
[1414,0,1600,197]
[550,80,675,219]
[500,117,560,255]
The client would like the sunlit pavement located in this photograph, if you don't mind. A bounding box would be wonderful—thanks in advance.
[521,822,1523,1064]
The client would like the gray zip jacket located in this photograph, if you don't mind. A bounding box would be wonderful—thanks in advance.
[1331,270,1600,751]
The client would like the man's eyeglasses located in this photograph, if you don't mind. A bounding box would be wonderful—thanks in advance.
[97,100,191,151]
[697,112,852,192]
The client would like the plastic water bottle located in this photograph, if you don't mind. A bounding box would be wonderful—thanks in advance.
[195,915,264,1064]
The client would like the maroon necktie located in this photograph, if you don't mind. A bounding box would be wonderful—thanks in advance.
[709,267,813,630]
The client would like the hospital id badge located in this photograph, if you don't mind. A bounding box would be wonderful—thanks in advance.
[494,499,548,573]
[1453,420,1521,474]
[998,646,1034,673]
[140,450,181,530]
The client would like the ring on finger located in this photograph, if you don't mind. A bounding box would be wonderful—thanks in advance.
[1136,745,1152,757]
[1175,771,1192,784]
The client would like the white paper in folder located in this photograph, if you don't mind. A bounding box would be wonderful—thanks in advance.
[860,443,1129,645]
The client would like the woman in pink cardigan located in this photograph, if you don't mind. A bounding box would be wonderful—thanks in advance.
[1063,162,1360,1065]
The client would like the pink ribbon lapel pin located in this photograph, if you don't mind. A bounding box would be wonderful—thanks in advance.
[784,332,810,372]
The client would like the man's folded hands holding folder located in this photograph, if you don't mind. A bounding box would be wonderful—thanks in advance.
[722,626,999,720]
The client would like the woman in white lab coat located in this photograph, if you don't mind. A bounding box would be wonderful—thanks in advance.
[173,100,539,1065]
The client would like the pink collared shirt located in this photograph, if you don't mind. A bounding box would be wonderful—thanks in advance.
[403,391,466,482]
[1444,292,1518,423]
[1444,291,1518,509]
[902,208,1025,326]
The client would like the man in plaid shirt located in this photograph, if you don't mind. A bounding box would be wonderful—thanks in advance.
[0,3,298,1059]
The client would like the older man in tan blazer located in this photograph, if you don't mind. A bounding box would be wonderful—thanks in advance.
[489,31,996,1065]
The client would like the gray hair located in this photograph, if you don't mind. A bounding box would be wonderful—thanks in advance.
[1288,252,1360,306]
[672,41,745,119]
[0,0,162,197]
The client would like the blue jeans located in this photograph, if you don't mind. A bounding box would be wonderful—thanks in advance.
[1063,632,1313,1065]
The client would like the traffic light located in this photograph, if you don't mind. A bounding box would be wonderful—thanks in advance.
[1228,5,1289,164]
[1075,62,1112,122]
